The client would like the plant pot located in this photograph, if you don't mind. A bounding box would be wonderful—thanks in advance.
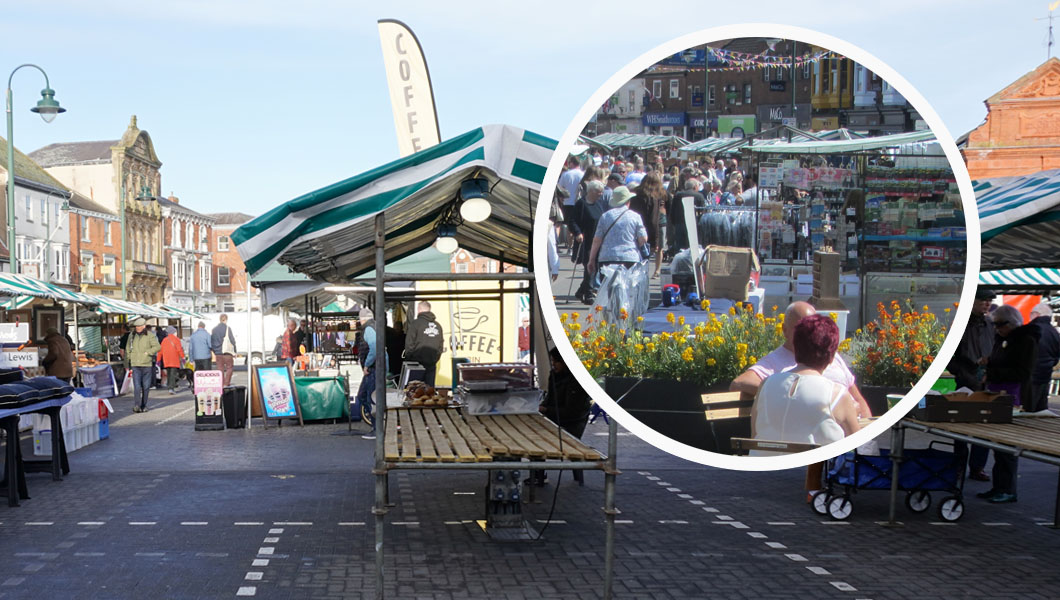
[858,385,909,417]
[603,376,748,454]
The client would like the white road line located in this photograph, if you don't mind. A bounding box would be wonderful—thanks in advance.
[830,582,857,591]
[929,522,956,526]
[666,488,682,493]
[272,522,312,526]
[702,507,719,513]
[646,476,660,481]
[156,406,193,426]
[258,547,274,555]
[747,532,767,539]
[263,537,280,543]
[444,521,463,525]
[252,559,269,567]
[807,567,831,575]
[245,572,263,581]
[819,521,850,526]
[181,522,209,526]
[983,522,1011,526]
[129,522,156,526]
[74,552,105,557]
[767,522,796,526]
[268,528,284,534]
[135,552,165,557]
[536,520,567,524]
[658,520,689,524]
[636,472,651,476]
[677,494,693,499]
[729,522,749,529]
[452,492,475,496]
[785,554,808,562]
[236,587,256,596]
[716,515,733,521]
[615,520,634,524]
[235,522,264,526]
[78,522,105,526]
[765,542,787,549]
[391,522,420,526]
[689,500,704,505]
[656,482,672,486]
[24,522,53,526]
[338,522,365,526]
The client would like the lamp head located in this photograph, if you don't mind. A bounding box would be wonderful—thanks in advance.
[30,88,65,123]
[434,222,458,254]
[459,177,491,223]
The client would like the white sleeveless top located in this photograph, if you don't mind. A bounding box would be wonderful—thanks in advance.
[751,372,846,456]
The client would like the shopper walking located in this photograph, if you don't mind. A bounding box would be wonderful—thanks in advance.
[629,172,669,277]
[1027,302,1060,413]
[157,326,185,394]
[189,321,213,371]
[570,179,608,304]
[281,319,301,365]
[127,318,161,413]
[356,308,387,439]
[586,186,648,276]
[211,314,238,387]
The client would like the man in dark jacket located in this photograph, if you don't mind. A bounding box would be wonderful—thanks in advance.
[210,314,238,387]
[404,301,444,386]
[535,347,592,486]
[978,304,1040,504]
[948,288,996,481]
[1027,302,1060,413]
[42,327,74,382]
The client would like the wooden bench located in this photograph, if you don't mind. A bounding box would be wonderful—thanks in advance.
[730,437,820,454]
[701,391,754,454]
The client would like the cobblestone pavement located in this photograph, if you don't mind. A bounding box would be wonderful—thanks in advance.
[1,370,1059,599]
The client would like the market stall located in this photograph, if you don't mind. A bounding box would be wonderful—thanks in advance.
[234,124,619,599]
[76,297,176,397]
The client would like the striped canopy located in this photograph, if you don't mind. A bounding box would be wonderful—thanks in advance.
[0,272,99,305]
[975,169,1060,271]
[979,268,1060,290]
[94,297,173,319]
[155,304,204,319]
[746,130,936,154]
[233,125,556,282]
[589,133,690,151]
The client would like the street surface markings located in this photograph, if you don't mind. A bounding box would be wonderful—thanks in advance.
[453,491,475,495]
[78,522,105,526]
[235,522,264,526]
[236,587,256,596]
[819,521,850,525]
[677,494,693,499]
[181,522,209,526]
[263,537,279,543]
[392,522,420,526]
[268,528,284,534]
[702,507,719,513]
[785,554,808,562]
[196,553,228,558]
[129,522,156,526]
[444,521,463,525]
[536,520,566,524]
[666,487,682,492]
[252,559,268,567]
[767,522,795,525]
[983,522,1011,526]
[689,500,704,505]
[245,573,263,581]
[929,522,956,526]
[765,542,787,549]
[831,582,857,591]
[747,532,767,538]
[74,552,105,557]
[658,520,689,524]
[24,522,53,526]
[135,552,165,557]
[156,406,193,425]
[656,481,671,486]
[807,566,831,575]
[3,578,25,586]
[272,521,311,525]
[22,564,44,573]
[258,547,274,555]
[716,515,733,521]
[338,522,364,526]
[636,471,651,476]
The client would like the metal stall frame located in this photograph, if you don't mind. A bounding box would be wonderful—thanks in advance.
[369,214,619,600]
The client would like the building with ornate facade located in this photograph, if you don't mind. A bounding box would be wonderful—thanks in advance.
[962,58,1060,180]
[30,116,167,303]
[160,196,216,313]
[208,212,258,312]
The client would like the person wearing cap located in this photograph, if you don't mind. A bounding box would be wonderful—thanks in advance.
[42,327,74,383]
[157,326,186,394]
[1026,302,1060,413]
[127,318,162,412]
[586,186,648,276]
[948,288,996,481]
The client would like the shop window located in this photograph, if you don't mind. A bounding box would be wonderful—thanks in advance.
[652,80,662,100]
[803,62,811,80]
[744,83,752,105]
[669,79,679,99]
[218,236,230,251]
[103,256,116,285]
[218,267,230,287]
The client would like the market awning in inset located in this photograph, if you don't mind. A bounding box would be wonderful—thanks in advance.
[975,169,1060,271]
[232,125,556,282]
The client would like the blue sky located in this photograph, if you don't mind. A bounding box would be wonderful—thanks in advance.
[2,1,1054,217]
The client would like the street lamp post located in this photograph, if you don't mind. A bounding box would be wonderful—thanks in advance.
[6,64,65,274]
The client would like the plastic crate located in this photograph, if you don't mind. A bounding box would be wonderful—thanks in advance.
[99,418,109,440]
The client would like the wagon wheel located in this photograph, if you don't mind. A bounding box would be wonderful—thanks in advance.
[827,495,853,521]
[937,496,964,522]
[905,490,932,513]
[810,490,830,516]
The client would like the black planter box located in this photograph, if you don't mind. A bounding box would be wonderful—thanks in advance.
[859,385,910,417]
[603,377,749,454]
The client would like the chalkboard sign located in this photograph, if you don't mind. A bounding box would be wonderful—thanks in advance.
[252,363,303,427]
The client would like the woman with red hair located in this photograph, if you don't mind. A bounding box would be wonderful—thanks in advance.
[751,314,861,455]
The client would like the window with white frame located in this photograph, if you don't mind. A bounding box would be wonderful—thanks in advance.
[172,220,180,248]
[223,302,235,312]
[218,236,230,251]
[103,255,116,285]
[200,262,211,292]
[175,259,186,291]
[669,79,679,99]
[455,263,468,274]
[709,85,715,106]
[185,259,194,290]
[744,83,752,104]
[53,247,68,283]
[54,201,61,226]
[25,195,32,221]
[763,67,771,82]
[200,228,208,252]
[186,222,193,251]
[218,267,230,287]
[652,80,662,100]
[40,198,47,223]
[80,216,89,242]
[776,67,784,81]
[104,221,111,246]
[803,61,811,80]
[82,253,95,284]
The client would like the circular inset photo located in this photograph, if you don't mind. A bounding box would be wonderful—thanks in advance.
[533,25,980,470]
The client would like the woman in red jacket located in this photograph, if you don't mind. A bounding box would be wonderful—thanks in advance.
[157,326,186,395]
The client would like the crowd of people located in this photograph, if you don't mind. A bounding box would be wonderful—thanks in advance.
[549,150,754,304]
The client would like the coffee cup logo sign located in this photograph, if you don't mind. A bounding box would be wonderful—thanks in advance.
[450,307,500,360]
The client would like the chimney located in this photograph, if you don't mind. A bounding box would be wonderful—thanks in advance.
[168,195,179,204]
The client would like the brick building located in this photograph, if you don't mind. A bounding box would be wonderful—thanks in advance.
[208,212,258,312]
[160,196,216,313]
[30,116,167,303]
[962,58,1060,180]
[68,192,122,297]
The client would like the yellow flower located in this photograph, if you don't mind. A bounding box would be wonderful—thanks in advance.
[636,316,644,323]
[646,342,656,352]
[829,312,838,321]
[706,358,717,366]
[572,340,582,349]
[595,305,603,312]
[568,323,581,332]
[676,335,687,345]
[729,306,737,316]
[666,312,676,324]
[736,343,748,355]
[944,308,951,314]
[634,344,644,352]
[560,313,569,323]
[748,356,757,365]
[619,329,626,336]
[700,299,709,310]
[626,358,633,367]
[619,308,629,320]
[681,347,694,362]
[771,305,778,312]
[678,315,685,326]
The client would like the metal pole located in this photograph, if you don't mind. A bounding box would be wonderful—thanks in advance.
[790,40,796,124]
[603,413,618,600]
[703,49,709,140]
[886,423,904,526]
[373,212,387,600]
[6,85,15,274]
[245,270,253,431]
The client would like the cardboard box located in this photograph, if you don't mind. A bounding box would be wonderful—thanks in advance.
[912,392,1013,423]
[697,246,760,302]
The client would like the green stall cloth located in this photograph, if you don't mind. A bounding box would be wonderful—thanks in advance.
[294,377,350,421]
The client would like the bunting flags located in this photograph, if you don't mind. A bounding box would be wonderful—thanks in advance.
[648,47,838,74]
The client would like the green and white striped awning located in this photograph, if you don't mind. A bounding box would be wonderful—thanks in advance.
[94,297,173,319]
[974,169,1060,271]
[589,133,690,151]
[746,130,936,154]
[979,268,1060,289]
[155,304,204,319]
[233,125,556,282]
[0,272,99,305]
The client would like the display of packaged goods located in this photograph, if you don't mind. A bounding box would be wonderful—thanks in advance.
[456,363,535,390]
[459,389,544,416]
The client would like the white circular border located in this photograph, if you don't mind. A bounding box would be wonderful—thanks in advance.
[532,23,981,471]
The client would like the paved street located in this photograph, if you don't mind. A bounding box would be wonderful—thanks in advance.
[1,368,1059,599]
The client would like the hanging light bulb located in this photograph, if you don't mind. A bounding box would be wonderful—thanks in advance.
[434,222,458,254]
[459,177,491,223]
